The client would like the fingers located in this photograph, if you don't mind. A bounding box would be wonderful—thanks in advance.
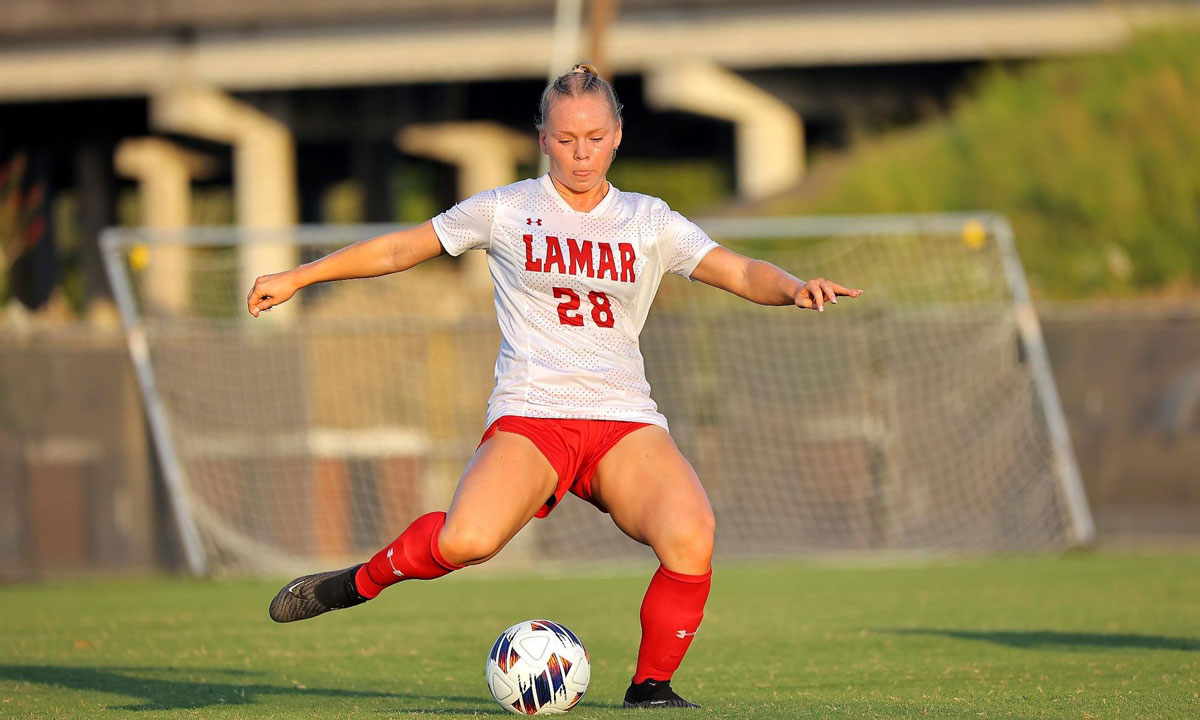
[248,296,274,318]
[803,278,826,312]
[246,276,282,318]
[795,277,864,312]
[827,281,864,299]
[822,279,838,307]
[247,279,266,317]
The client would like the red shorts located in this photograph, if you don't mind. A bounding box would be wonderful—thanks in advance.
[478,416,652,518]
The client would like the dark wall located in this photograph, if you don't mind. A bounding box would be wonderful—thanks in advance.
[0,331,162,579]
[1041,305,1200,541]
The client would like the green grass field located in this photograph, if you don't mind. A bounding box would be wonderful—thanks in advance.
[2,552,1198,718]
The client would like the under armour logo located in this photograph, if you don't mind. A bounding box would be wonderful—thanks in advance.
[386,547,405,578]
[675,629,697,639]
[527,217,542,226]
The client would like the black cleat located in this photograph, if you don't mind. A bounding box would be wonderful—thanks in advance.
[623,679,701,709]
[269,564,368,623]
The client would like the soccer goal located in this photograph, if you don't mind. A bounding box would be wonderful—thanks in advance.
[101,214,1093,576]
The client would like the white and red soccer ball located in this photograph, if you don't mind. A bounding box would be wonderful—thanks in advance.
[485,619,591,715]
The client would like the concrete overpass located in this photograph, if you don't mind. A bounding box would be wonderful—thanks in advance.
[1,1,1192,102]
[3,0,1192,207]
[1,0,1195,315]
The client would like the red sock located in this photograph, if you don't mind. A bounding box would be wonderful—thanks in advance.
[354,511,463,599]
[632,565,712,684]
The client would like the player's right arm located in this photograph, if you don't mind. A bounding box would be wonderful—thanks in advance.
[246,220,445,317]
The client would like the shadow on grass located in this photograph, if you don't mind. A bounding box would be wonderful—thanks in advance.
[881,628,1200,651]
[0,664,504,713]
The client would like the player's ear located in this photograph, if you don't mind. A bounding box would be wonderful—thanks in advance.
[613,123,623,152]
[538,131,550,156]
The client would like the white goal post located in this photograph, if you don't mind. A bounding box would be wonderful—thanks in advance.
[101,214,1093,576]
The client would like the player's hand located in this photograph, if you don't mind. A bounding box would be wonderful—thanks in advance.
[793,277,862,312]
[247,271,299,317]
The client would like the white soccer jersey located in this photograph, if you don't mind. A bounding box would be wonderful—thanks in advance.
[431,174,720,430]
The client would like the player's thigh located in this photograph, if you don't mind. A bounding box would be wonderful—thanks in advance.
[440,431,558,564]
[590,425,715,573]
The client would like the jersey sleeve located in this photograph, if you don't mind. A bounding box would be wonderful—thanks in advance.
[431,189,498,256]
[660,210,720,278]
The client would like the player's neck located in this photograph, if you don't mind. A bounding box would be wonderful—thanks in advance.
[547,174,610,213]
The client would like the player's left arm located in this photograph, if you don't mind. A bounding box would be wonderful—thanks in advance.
[689,246,863,312]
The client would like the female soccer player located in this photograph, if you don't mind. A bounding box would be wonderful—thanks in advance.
[248,64,861,709]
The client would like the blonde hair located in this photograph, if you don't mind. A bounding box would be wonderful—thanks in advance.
[536,63,624,133]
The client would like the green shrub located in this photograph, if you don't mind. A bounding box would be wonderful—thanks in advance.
[608,159,730,217]
[788,25,1200,298]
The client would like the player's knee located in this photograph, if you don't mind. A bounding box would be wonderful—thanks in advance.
[660,510,716,568]
[688,512,717,562]
[438,523,504,566]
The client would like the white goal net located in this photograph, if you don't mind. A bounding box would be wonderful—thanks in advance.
[102,214,1092,575]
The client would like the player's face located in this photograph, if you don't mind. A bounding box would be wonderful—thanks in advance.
[539,94,623,197]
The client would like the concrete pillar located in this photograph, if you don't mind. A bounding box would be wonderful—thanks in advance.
[113,138,216,314]
[150,85,299,317]
[397,121,536,277]
[644,60,804,201]
[397,121,536,199]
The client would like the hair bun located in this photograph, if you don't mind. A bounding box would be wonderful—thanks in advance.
[536,62,623,131]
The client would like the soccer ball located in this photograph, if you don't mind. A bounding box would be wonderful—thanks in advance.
[485,619,591,715]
